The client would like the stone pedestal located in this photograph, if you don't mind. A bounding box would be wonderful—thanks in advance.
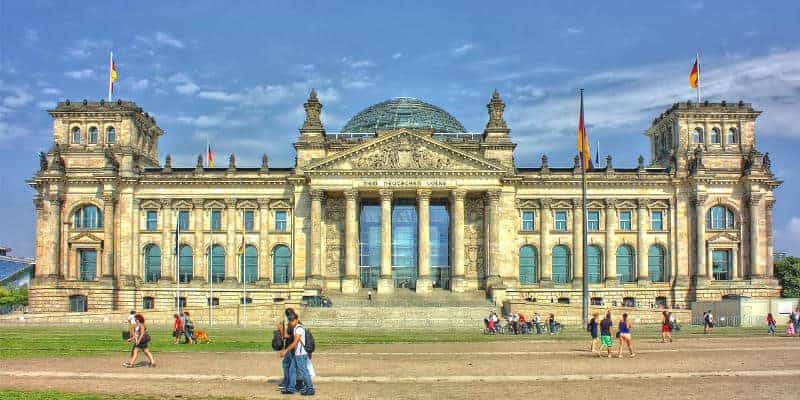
[377,278,394,294]
[486,275,503,289]
[305,276,323,289]
[341,277,360,294]
[604,277,618,288]
[450,276,469,293]
[415,278,432,294]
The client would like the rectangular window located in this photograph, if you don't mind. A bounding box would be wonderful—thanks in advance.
[78,249,97,281]
[243,210,255,232]
[619,211,632,231]
[521,211,535,232]
[587,211,600,231]
[142,297,155,310]
[211,210,222,231]
[554,211,567,231]
[69,295,87,312]
[146,210,157,231]
[178,210,190,231]
[651,211,663,231]
[712,249,732,281]
[275,210,287,231]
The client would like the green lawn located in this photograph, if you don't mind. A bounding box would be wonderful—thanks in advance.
[0,390,239,400]
[0,324,770,359]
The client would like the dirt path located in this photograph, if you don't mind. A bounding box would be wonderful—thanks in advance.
[1,337,797,399]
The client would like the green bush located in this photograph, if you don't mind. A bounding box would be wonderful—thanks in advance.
[0,287,28,306]
[775,256,800,298]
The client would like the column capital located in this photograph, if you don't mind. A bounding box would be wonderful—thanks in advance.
[571,198,581,208]
[191,198,204,208]
[539,198,552,208]
[692,193,707,207]
[310,189,325,202]
[452,188,467,202]
[47,194,63,207]
[160,198,172,209]
[33,195,44,210]
[748,192,763,206]
[224,197,237,208]
[765,198,775,210]
[256,197,271,208]
[637,197,649,208]
[344,189,358,201]
[417,188,432,201]
[484,190,501,203]
[101,192,117,204]
[604,198,617,208]
[379,189,393,202]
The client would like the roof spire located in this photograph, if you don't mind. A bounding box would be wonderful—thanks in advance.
[484,89,509,140]
[300,88,325,140]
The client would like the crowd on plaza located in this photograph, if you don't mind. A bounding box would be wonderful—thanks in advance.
[484,310,561,335]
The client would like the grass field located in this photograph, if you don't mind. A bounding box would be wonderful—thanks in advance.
[0,390,181,400]
[0,324,770,359]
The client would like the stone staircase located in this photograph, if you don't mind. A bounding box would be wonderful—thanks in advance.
[300,289,497,329]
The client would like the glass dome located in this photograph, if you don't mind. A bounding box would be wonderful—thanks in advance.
[341,97,466,133]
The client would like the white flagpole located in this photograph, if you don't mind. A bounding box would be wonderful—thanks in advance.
[696,52,701,103]
[108,52,113,102]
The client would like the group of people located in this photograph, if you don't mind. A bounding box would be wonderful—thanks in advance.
[484,311,560,335]
[771,308,800,336]
[587,311,636,358]
[172,311,197,344]
[276,307,315,396]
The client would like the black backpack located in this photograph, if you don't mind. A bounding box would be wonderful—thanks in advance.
[298,324,315,356]
[271,329,284,351]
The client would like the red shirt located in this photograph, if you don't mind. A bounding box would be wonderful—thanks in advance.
[518,314,527,323]
[174,317,183,331]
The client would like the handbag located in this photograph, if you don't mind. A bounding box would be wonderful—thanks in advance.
[122,331,131,340]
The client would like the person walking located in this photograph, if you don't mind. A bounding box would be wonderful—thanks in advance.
[182,311,196,344]
[533,313,542,335]
[548,313,556,335]
[280,309,314,396]
[703,310,714,334]
[172,313,184,344]
[367,289,373,302]
[126,310,137,340]
[587,312,600,353]
[792,308,800,336]
[616,313,636,358]
[123,313,155,367]
[766,313,776,335]
[660,311,673,343]
[787,316,796,337]
[277,308,297,391]
[599,311,614,358]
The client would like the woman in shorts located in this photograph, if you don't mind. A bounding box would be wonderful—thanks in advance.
[124,313,155,367]
[616,313,636,358]
[660,311,673,343]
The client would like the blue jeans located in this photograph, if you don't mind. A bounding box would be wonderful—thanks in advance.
[534,322,541,334]
[281,352,294,389]
[287,354,314,393]
[768,324,775,334]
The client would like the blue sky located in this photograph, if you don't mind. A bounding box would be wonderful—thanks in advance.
[1,1,799,257]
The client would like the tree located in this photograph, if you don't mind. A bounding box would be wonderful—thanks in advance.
[0,287,28,306]
[775,256,800,298]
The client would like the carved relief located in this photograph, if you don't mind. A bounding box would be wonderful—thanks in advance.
[352,135,460,170]
[464,196,485,279]
[324,197,345,277]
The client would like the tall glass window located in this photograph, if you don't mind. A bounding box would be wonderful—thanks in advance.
[727,128,737,144]
[710,127,721,144]
[430,201,450,288]
[359,202,381,289]
[552,245,570,283]
[616,245,635,282]
[521,211,535,232]
[209,244,225,283]
[519,245,537,284]
[179,245,193,283]
[72,127,81,144]
[587,245,602,283]
[275,211,287,231]
[178,210,190,231]
[146,210,158,231]
[712,249,731,280]
[88,127,98,144]
[144,244,161,283]
[392,201,417,288]
[554,211,568,231]
[618,211,632,230]
[648,244,666,282]
[693,127,704,143]
[272,245,291,284]
[239,244,257,283]
[211,210,222,231]
[106,126,116,144]
[587,211,600,231]
[78,249,97,281]
[651,211,663,231]
[74,205,103,229]
[706,206,735,230]
[243,210,255,232]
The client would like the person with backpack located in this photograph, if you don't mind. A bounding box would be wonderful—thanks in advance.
[587,312,599,353]
[279,308,315,396]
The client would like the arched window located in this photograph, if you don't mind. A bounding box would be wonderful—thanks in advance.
[69,295,87,312]
[727,128,737,144]
[88,127,98,144]
[552,245,570,284]
[106,126,116,144]
[71,127,81,144]
[179,245,193,283]
[272,245,291,284]
[710,127,721,144]
[73,205,103,229]
[239,244,258,283]
[706,205,736,230]
[144,244,161,283]
[587,245,602,284]
[616,245,635,282]
[209,245,225,283]
[648,244,667,282]
[692,127,704,143]
[519,245,537,284]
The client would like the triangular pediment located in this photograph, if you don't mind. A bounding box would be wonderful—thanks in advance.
[708,232,740,243]
[68,232,103,244]
[306,131,505,174]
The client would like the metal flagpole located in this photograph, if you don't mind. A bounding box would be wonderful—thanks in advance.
[696,52,701,103]
[108,52,113,102]
[580,89,590,327]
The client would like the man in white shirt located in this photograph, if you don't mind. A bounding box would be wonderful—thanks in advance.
[279,310,314,395]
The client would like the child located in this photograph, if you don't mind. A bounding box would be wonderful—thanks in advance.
[766,313,776,335]
[787,317,796,337]
[172,314,184,344]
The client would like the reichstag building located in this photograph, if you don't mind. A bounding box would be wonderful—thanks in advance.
[28,90,781,312]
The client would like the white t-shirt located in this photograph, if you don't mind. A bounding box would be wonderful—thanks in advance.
[128,314,136,325]
[294,325,307,357]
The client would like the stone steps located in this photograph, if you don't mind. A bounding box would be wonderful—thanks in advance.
[300,305,492,329]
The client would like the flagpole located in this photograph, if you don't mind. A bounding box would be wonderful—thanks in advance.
[108,52,113,102]
[696,52,701,103]
[580,89,590,327]
[241,209,247,326]
[175,211,181,316]
[208,240,214,328]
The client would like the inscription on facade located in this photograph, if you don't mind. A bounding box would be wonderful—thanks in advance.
[358,179,449,188]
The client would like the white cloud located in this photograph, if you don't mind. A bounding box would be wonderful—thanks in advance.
[3,89,34,108]
[41,88,61,95]
[566,27,583,35]
[392,52,403,59]
[452,43,476,55]
[775,217,800,254]
[341,57,376,68]
[36,101,56,109]
[23,29,39,47]
[64,39,111,59]
[342,79,374,90]
[0,121,32,145]
[130,79,150,91]
[135,32,185,49]
[197,90,240,102]
[176,115,227,128]
[169,73,200,95]
[64,69,94,80]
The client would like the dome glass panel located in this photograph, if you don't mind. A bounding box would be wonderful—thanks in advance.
[341,97,465,133]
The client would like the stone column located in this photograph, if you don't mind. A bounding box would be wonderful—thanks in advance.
[637,198,649,284]
[572,199,583,285]
[416,189,432,294]
[674,194,690,285]
[450,189,467,292]
[539,198,552,286]
[102,193,116,280]
[341,189,360,293]
[224,198,237,283]
[765,199,775,279]
[308,190,324,287]
[160,199,174,282]
[257,198,271,285]
[378,189,394,293]
[604,199,617,286]
[193,199,206,282]
[485,190,502,288]
[749,192,763,278]
[694,193,708,281]
[48,196,62,278]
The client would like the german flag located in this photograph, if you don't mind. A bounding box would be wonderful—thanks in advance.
[577,90,591,171]
[689,56,699,89]
[207,143,215,168]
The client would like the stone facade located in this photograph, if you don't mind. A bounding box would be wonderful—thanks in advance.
[27,94,781,314]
